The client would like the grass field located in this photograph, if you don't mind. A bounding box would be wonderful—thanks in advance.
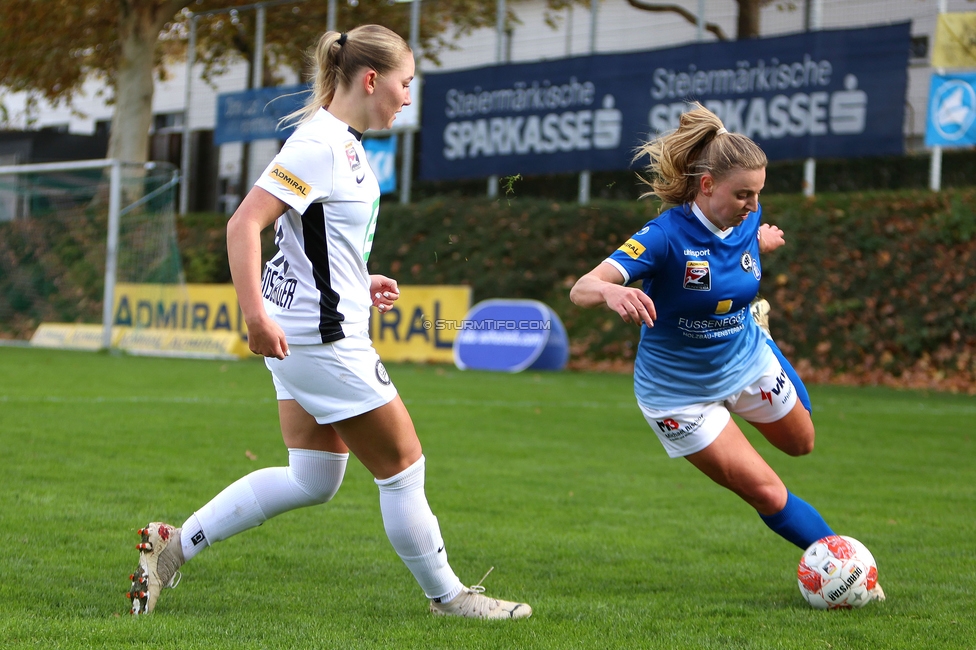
[1,347,974,649]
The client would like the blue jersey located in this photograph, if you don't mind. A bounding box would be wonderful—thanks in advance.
[605,202,772,409]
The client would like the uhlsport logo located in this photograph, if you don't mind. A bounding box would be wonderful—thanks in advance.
[932,79,976,142]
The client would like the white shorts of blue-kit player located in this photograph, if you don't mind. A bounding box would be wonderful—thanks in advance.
[266,330,398,424]
[639,354,798,459]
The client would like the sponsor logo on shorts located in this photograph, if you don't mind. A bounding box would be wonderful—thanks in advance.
[656,418,680,432]
[683,261,710,291]
[619,238,645,259]
[375,360,391,385]
[655,414,705,441]
[269,164,310,198]
[760,369,792,405]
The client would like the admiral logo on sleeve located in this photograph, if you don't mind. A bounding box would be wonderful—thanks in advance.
[268,165,310,198]
[619,238,646,259]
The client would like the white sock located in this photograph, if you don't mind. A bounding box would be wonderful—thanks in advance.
[181,448,348,561]
[375,455,463,602]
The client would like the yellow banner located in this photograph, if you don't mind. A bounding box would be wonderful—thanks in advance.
[369,285,471,363]
[113,283,246,337]
[30,323,249,359]
[110,283,470,362]
[30,323,113,351]
[933,13,976,69]
[115,328,250,359]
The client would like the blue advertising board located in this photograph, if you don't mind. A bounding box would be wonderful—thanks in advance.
[366,136,398,195]
[420,24,910,180]
[453,300,569,372]
[214,84,306,145]
[925,73,976,148]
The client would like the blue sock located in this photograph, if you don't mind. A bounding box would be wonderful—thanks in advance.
[759,492,834,550]
[765,338,812,414]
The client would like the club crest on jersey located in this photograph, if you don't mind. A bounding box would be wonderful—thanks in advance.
[741,251,762,280]
[619,238,645,260]
[345,141,362,172]
[683,261,710,291]
[740,251,753,272]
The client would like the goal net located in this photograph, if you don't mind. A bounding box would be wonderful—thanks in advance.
[0,159,185,347]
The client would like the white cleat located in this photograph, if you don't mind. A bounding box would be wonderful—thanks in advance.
[430,587,532,619]
[127,522,185,615]
[430,568,532,619]
[868,582,886,603]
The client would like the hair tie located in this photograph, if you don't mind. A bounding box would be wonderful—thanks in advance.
[716,127,728,135]
[337,32,348,46]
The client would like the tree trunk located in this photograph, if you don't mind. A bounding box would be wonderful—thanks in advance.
[736,0,762,39]
[107,1,186,163]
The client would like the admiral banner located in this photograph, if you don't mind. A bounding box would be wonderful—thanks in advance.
[420,23,910,180]
[369,285,471,363]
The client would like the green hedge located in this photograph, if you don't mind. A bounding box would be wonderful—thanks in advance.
[12,187,966,391]
[365,190,976,391]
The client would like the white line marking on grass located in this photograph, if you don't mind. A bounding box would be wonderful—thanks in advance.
[403,397,636,410]
[0,395,635,410]
[0,395,274,405]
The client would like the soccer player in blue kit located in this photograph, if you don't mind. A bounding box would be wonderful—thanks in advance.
[571,104,883,601]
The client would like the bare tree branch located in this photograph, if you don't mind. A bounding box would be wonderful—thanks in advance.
[624,0,729,41]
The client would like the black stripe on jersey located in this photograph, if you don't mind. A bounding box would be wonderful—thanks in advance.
[300,203,345,343]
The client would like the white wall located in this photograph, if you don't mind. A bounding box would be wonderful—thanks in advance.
[0,1,964,170]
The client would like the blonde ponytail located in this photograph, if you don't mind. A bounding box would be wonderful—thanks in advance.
[635,103,766,205]
[282,25,411,128]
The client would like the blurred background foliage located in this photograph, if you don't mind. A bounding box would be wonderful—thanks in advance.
[173,179,976,393]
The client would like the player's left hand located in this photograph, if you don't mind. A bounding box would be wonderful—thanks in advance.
[758,223,785,253]
[370,274,400,313]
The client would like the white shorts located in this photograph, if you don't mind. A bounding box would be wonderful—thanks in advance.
[265,330,398,424]
[638,354,797,458]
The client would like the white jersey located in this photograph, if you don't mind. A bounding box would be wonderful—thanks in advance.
[254,109,380,344]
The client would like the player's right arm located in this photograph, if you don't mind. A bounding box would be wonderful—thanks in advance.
[227,186,290,360]
[570,262,656,327]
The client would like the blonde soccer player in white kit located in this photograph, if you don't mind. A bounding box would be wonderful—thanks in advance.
[127,25,531,620]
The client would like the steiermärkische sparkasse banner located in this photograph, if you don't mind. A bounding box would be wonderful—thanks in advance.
[419,24,910,181]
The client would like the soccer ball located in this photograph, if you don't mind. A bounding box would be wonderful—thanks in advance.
[797,535,878,609]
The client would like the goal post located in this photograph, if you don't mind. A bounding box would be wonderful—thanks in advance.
[0,158,183,350]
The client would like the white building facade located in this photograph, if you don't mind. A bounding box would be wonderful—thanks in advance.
[0,0,962,208]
